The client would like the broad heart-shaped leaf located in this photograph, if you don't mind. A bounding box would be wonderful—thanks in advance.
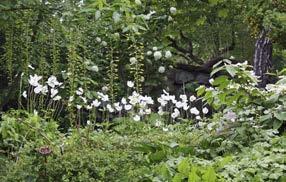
[273,120,283,130]
[274,112,286,121]
[178,159,190,177]
[202,167,217,182]
[260,114,272,122]
[188,166,200,182]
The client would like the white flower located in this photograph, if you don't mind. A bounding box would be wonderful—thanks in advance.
[34,85,43,94]
[158,107,164,115]
[129,57,137,65]
[124,104,132,111]
[96,37,101,42]
[143,11,156,20]
[202,107,209,114]
[180,94,188,101]
[146,51,152,56]
[51,88,58,98]
[135,0,142,5]
[225,111,237,122]
[76,87,84,95]
[158,66,165,73]
[171,108,180,119]
[53,95,62,101]
[152,47,158,51]
[154,51,162,60]
[127,81,134,88]
[76,105,82,110]
[112,12,121,23]
[91,99,101,107]
[28,74,42,87]
[47,75,61,88]
[101,41,107,46]
[87,120,91,125]
[69,96,74,102]
[107,104,114,113]
[102,86,109,92]
[145,108,152,115]
[209,78,214,84]
[190,107,200,115]
[101,94,109,102]
[41,85,48,95]
[189,95,196,102]
[175,101,184,109]
[95,10,101,20]
[90,65,99,72]
[170,7,177,14]
[165,51,172,59]
[183,103,189,111]
[155,120,162,127]
[162,127,169,132]
[196,115,201,120]
[121,97,127,105]
[133,115,140,121]
[86,105,92,110]
[114,102,123,111]
[168,16,173,21]
[22,91,27,98]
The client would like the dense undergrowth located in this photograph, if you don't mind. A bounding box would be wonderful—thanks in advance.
[0,110,285,181]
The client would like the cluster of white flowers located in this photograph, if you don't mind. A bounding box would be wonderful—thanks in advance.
[26,74,63,101]
[157,90,208,120]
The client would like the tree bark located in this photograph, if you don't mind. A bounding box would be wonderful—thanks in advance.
[253,29,273,87]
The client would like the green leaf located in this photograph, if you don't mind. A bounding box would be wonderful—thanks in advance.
[274,112,286,121]
[188,166,200,182]
[172,173,184,182]
[178,159,190,177]
[273,120,283,130]
[218,9,229,18]
[225,65,237,77]
[260,114,272,122]
[202,167,217,182]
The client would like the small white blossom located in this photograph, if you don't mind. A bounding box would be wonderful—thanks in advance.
[146,51,152,56]
[155,120,162,127]
[158,66,165,73]
[112,12,121,23]
[107,104,115,113]
[22,91,27,98]
[101,41,107,46]
[76,88,84,96]
[189,95,196,102]
[87,120,91,125]
[53,95,62,101]
[129,57,137,65]
[165,51,172,59]
[168,16,173,21]
[209,78,214,84]
[95,10,101,20]
[202,107,209,114]
[91,99,101,107]
[124,104,132,111]
[96,37,101,42]
[47,76,61,88]
[127,81,134,88]
[51,88,58,98]
[154,51,162,60]
[133,115,140,121]
[170,7,177,14]
[90,65,99,72]
[171,108,180,119]
[190,107,200,115]
[152,47,158,51]
[28,74,42,87]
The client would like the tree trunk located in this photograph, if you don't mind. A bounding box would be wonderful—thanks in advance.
[253,29,273,87]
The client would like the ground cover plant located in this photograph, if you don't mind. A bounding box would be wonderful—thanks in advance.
[0,0,286,181]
